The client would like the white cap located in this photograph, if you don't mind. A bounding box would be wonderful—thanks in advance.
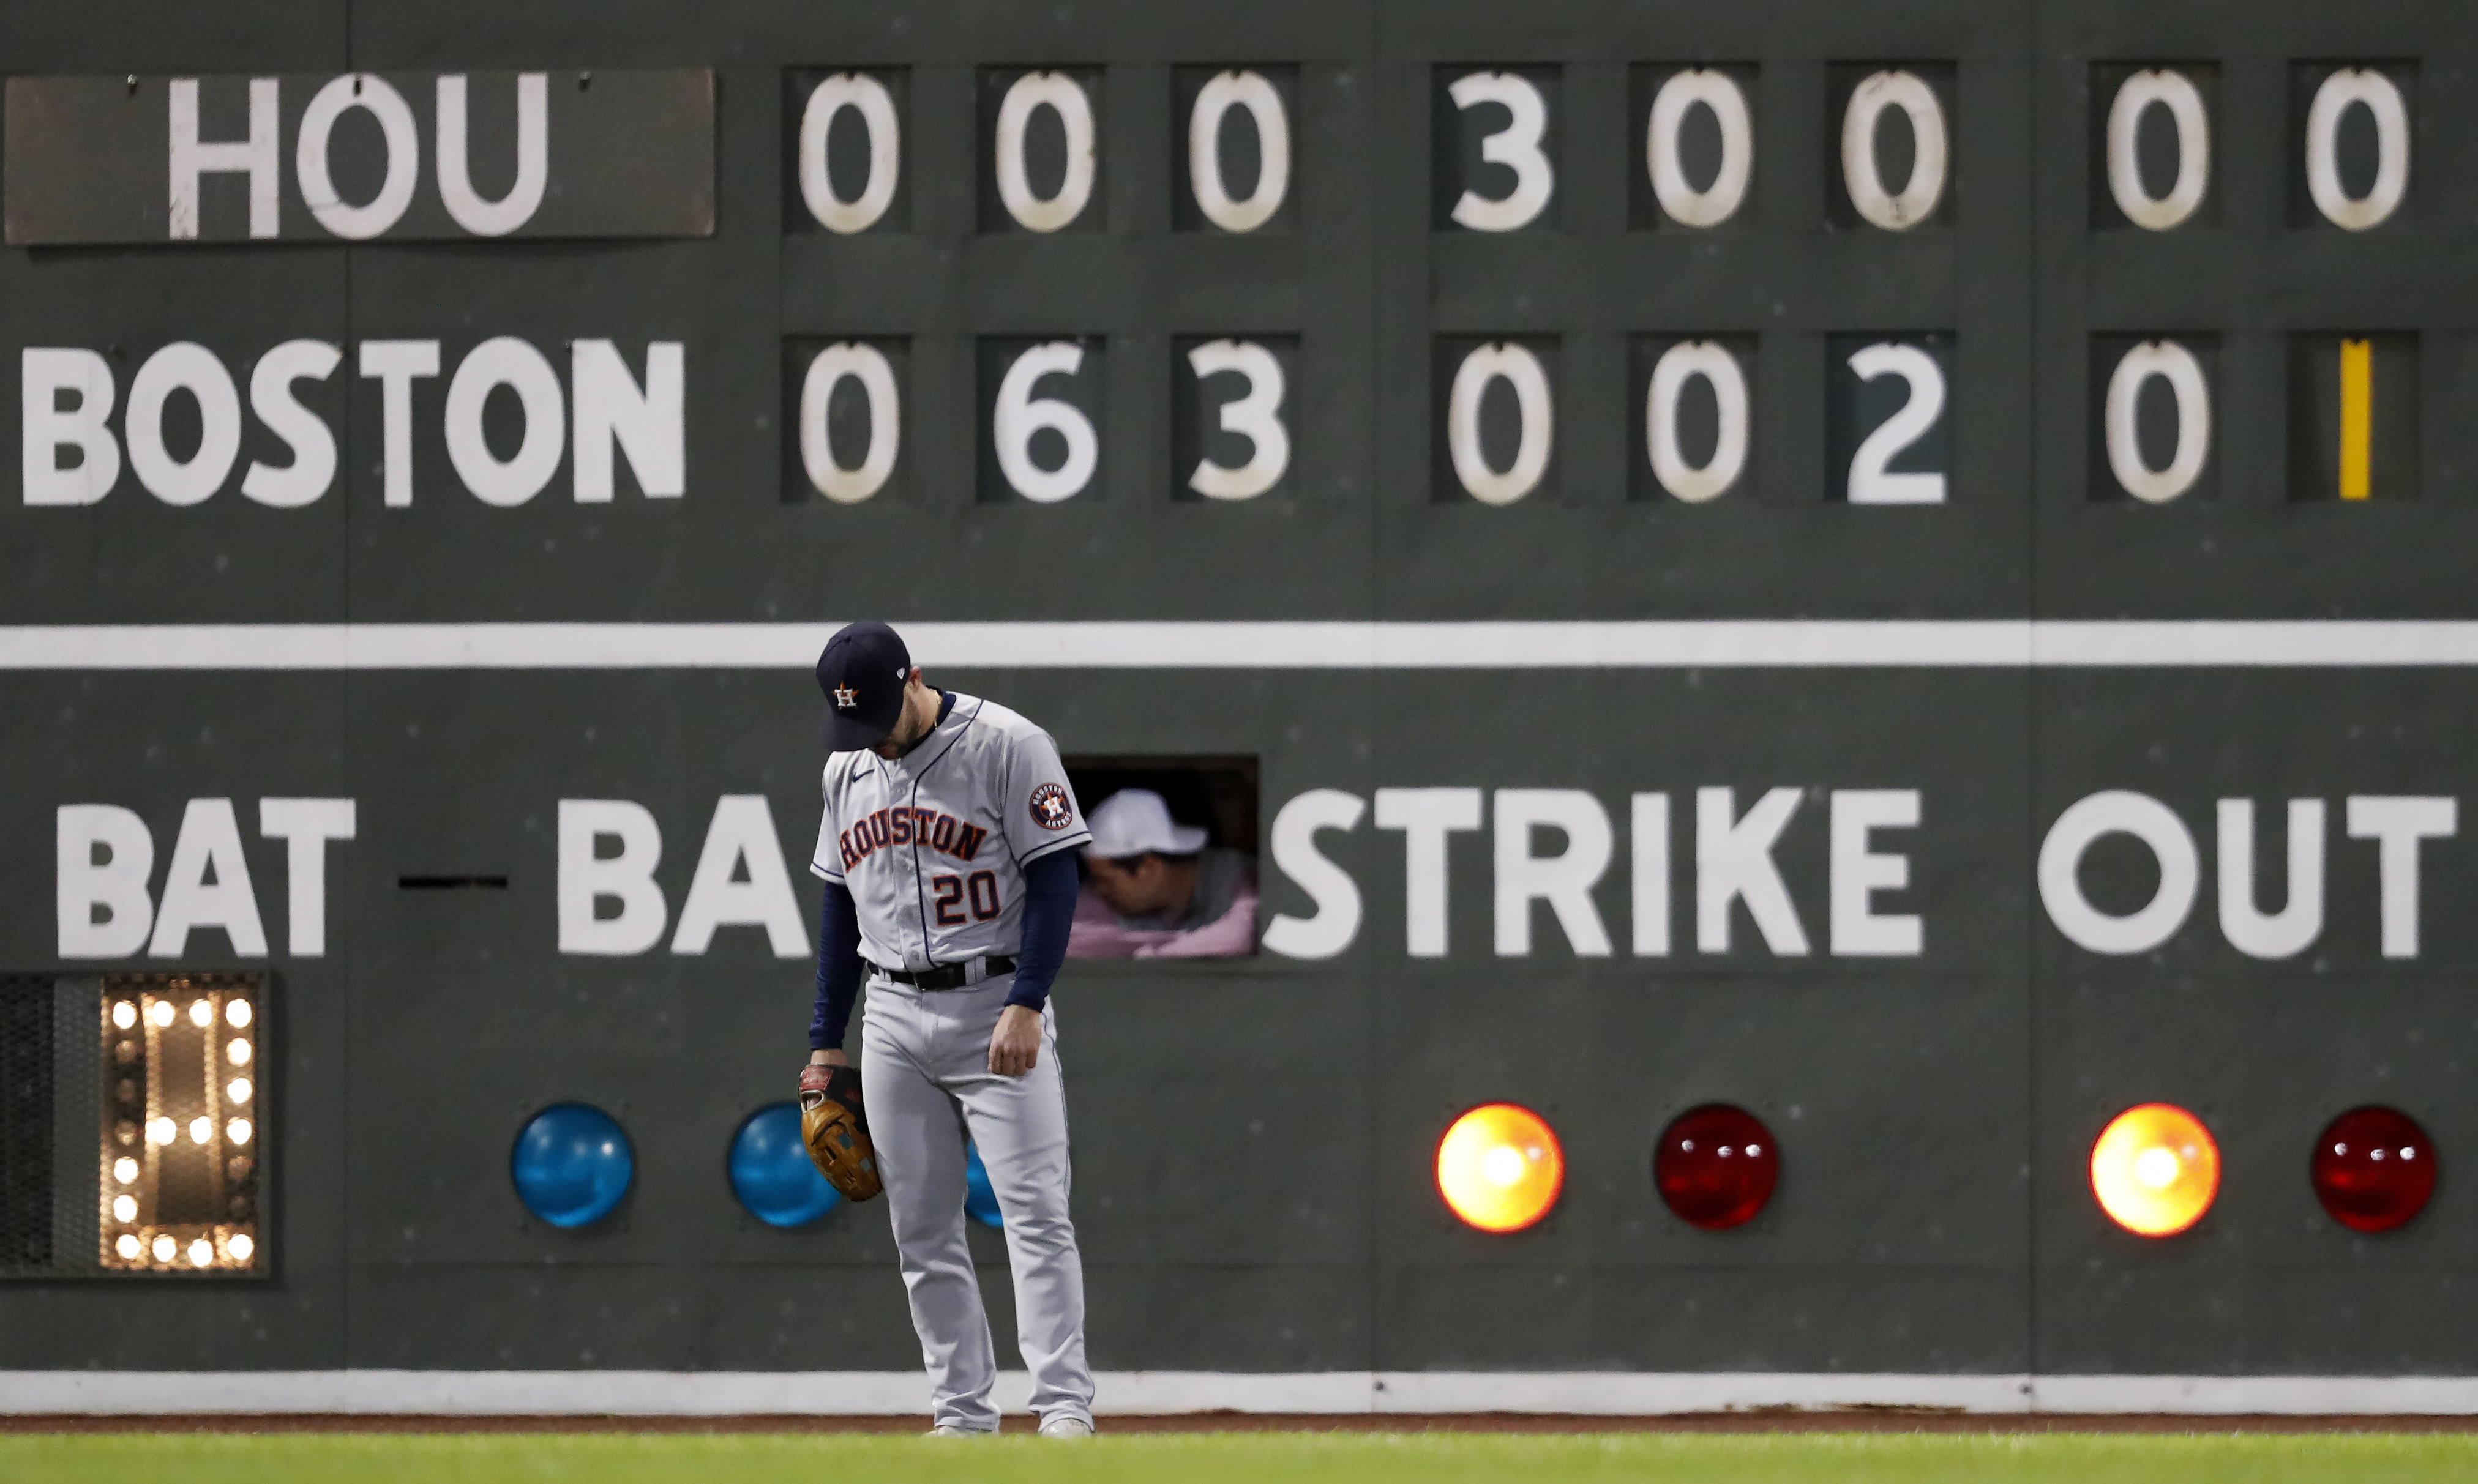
[1085,788,1208,859]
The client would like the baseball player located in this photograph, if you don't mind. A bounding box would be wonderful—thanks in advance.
[801,621,1096,1437]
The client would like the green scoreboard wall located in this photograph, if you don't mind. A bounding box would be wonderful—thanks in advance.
[1,0,2475,1384]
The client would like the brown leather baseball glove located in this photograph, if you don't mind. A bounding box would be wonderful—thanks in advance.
[798,1062,882,1203]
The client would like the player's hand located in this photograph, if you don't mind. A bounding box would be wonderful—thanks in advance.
[988,1004,1042,1078]
[810,1048,849,1068]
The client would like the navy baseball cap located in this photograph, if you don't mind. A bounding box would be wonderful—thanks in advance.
[816,621,913,750]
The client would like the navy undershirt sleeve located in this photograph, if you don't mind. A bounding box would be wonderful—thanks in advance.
[810,882,864,1051]
[1005,850,1078,1014]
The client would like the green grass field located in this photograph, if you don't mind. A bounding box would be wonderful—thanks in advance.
[3,1431,2473,1484]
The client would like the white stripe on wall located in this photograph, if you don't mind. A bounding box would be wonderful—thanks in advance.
[9,619,2478,671]
[2,1369,2476,1416]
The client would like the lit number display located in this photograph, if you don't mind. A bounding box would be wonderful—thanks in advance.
[1175,67,1295,233]
[99,976,265,1275]
[1828,334,1952,504]
[1434,67,1559,231]
[1631,335,1754,503]
[790,70,906,234]
[1175,336,1294,501]
[2289,334,2417,502]
[1436,337,1556,504]
[980,337,1104,502]
[786,338,904,504]
[981,68,1102,233]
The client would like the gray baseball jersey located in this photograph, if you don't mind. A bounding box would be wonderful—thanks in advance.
[810,691,1091,971]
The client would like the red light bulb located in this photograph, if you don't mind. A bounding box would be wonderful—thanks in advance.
[1654,1104,1779,1230]
[2311,1106,2436,1234]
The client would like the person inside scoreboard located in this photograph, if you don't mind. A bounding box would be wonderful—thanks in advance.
[1066,788,1257,959]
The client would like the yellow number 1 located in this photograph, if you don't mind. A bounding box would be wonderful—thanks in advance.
[2338,338,2373,501]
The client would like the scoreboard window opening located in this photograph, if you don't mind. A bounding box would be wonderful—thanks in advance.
[1062,755,1259,961]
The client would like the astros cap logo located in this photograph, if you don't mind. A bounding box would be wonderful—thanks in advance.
[833,685,859,709]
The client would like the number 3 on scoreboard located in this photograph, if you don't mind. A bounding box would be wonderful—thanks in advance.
[1827,333,1953,504]
[932,871,1005,925]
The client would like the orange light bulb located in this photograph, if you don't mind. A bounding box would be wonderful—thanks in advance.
[1436,1103,1564,1233]
[2091,1102,2220,1237]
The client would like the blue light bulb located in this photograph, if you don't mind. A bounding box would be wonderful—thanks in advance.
[730,1102,843,1228]
[510,1103,634,1228]
[964,1142,1003,1229]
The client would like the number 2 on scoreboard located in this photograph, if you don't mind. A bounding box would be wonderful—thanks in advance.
[1827,333,1954,504]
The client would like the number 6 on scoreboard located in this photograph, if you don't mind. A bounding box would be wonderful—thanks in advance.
[978,337,1105,503]
[1828,334,1953,505]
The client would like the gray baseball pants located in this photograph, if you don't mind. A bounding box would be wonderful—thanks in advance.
[859,973,1093,1432]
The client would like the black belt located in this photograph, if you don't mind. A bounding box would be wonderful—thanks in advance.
[878,956,1014,990]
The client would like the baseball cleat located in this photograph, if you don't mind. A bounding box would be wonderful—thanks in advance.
[1037,1415,1096,1438]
